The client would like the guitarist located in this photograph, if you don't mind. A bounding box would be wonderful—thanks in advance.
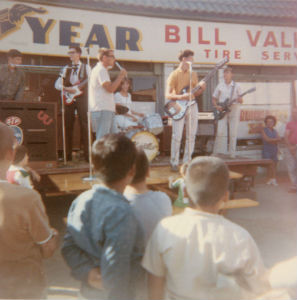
[212,67,242,158]
[55,46,91,162]
[166,49,206,172]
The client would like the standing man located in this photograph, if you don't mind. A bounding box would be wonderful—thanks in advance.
[89,48,127,140]
[0,49,25,101]
[166,49,206,172]
[212,66,243,157]
[0,122,58,299]
[284,107,297,193]
[55,46,90,162]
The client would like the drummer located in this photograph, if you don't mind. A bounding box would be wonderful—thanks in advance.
[114,78,144,121]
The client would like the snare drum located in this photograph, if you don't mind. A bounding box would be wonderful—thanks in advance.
[142,114,163,135]
[131,131,159,161]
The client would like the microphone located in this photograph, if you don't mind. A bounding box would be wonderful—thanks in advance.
[115,61,123,70]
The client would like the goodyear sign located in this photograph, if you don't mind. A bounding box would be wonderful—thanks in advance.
[1,1,296,65]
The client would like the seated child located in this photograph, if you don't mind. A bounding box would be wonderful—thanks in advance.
[6,145,40,189]
[124,149,172,244]
[168,162,189,208]
[142,156,271,300]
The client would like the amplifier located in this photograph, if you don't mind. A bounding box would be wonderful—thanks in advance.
[0,101,57,167]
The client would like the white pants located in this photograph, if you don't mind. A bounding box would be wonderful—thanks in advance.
[170,104,198,166]
[213,104,240,156]
[284,148,297,187]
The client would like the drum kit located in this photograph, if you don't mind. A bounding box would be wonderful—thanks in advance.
[116,104,163,161]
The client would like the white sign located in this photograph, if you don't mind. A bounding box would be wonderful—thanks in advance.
[1,1,296,66]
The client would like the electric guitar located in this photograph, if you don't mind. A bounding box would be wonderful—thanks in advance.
[63,83,83,105]
[213,87,256,121]
[164,57,229,121]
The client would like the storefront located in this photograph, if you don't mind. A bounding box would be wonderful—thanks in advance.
[1,0,296,158]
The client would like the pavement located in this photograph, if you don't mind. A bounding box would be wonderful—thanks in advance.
[43,172,297,299]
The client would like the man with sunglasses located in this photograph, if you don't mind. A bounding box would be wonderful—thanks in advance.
[55,46,90,162]
[89,48,127,140]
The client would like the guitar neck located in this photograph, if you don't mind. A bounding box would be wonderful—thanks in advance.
[191,66,219,94]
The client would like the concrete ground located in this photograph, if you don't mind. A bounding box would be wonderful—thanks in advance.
[43,172,297,298]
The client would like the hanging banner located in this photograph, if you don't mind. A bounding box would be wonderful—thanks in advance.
[1,1,296,65]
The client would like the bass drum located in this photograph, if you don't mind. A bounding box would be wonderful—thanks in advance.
[141,113,163,135]
[131,131,159,161]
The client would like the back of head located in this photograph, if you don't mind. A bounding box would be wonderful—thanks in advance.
[131,149,149,184]
[185,156,229,207]
[13,145,28,165]
[92,134,137,184]
[98,48,112,61]
[0,122,15,161]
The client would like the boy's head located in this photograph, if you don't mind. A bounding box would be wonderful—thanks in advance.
[131,149,149,185]
[92,134,137,184]
[0,122,15,162]
[185,156,229,207]
[13,145,29,166]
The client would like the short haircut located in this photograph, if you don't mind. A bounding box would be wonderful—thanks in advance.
[7,49,22,58]
[131,149,149,184]
[185,156,229,207]
[264,115,277,126]
[69,46,82,55]
[0,122,15,160]
[98,48,113,61]
[223,66,233,73]
[178,49,194,62]
[13,145,28,164]
[91,134,137,184]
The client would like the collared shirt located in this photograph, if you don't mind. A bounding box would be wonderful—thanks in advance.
[62,184,144,300]
[213,80,242,103]
[0,64,25,101]
[167,67,198,95]
[89,62,115,112]
[142,207,270,300]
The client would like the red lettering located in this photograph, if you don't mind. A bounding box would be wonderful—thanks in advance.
[214,28,226,45]
[263,31,278,47]
[198,27,210,44]
[186,26,191,43]
[273,51,280,60]
[234,50,241,59]
[165,25,180,43]
[284,52,291,60]
[262,51,269,60]
[294,32,297,48]
[204,49,211,58]
[222,50,230,58]
[246,30,261,47]
[281,32,291,48]
[215,49,218,58]
[37,111,53,126]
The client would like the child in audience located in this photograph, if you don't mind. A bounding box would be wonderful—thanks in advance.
[261,115,281,186]
[142,156,271,300]
[62,134,144,300]
[168,162,189,208]
[6,145,40,189]
[124,149,172,244]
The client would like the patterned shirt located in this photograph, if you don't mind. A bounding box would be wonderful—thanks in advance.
[0,64,25,101]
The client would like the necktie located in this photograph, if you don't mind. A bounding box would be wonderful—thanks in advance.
[73,64,79,75]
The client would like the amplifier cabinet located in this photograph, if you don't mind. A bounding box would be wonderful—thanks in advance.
[0,101,57,167]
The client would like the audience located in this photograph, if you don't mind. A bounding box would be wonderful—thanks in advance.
[61,134,144,300]
[261,115,281,186]
[124,149,172,244]
[6,144,40,189]
[0,122,58,299]
[142,156,271,300]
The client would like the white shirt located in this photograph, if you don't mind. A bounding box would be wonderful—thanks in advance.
[88,62,115,112]
[213,80,242,104]
[142,208,270,300]
[114,92,133,112]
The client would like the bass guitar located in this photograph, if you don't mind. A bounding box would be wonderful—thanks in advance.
[164,57,229,121]
[213,87,256,121]
[63,83,83,105]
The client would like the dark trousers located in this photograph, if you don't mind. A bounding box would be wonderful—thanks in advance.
[64,93,89,161]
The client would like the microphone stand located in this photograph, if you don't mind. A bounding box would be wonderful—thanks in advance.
[82,47,96,182]
[188,62,192,162]
[60,74,67,165]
